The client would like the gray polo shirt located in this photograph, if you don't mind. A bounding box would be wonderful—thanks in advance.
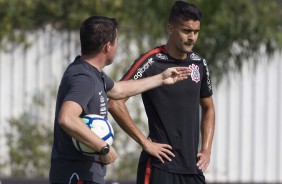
[49,56,114,184]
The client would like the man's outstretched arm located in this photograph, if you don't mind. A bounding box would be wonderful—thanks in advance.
[107,67,190,100]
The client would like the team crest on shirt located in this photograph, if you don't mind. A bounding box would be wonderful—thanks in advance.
[189,64,200,83]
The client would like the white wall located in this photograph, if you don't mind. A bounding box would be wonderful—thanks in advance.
[206,52,282,183]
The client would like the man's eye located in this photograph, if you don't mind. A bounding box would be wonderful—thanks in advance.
[183,29,192,34]
[183,29,199,34]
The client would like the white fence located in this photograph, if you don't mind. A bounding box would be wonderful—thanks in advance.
[0,29,281,183]
[209,52,282,183]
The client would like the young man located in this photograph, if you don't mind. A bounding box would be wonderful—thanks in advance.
[49,16,190,184]
[108,1,215,184]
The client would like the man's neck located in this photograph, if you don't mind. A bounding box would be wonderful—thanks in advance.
[164,44,188,60]
[81,54,104,71]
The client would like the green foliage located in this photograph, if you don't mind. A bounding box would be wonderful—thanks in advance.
[3,90,54,178]
[2,0,279,47]
[195,0,282,81]
[5,112,53,177]
[1,0,281,81]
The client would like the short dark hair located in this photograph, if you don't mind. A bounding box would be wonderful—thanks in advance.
[80,16,118,56]
[169,1,202,25]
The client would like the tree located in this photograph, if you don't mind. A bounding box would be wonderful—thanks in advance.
[1,0,281,81]
[195,0,282,81]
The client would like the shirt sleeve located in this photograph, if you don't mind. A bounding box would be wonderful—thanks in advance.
[63,74,95,111]
[200,59,213,98]
[121,55,153,81]
[103,73,115,92]
[121,47,163,81]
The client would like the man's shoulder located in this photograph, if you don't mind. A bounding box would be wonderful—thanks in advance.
[137,46,167,61]
[66,57,96,77]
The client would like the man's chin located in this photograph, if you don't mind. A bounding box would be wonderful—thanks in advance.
[184,45,194,52]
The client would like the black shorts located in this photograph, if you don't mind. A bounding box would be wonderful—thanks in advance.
[51,180,98,184]
[137,158,206,184]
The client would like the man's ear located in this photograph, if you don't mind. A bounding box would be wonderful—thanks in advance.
[167,24,173,34]
[103,42,111,53]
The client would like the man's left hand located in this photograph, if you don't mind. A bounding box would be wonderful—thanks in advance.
[196,150,211,171]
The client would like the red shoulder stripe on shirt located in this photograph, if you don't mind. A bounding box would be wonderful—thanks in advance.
[123,47,163,80]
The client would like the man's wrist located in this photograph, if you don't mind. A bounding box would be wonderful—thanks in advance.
[99,144,110,155]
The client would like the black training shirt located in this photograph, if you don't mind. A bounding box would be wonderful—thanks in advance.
[121,45,213,174]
